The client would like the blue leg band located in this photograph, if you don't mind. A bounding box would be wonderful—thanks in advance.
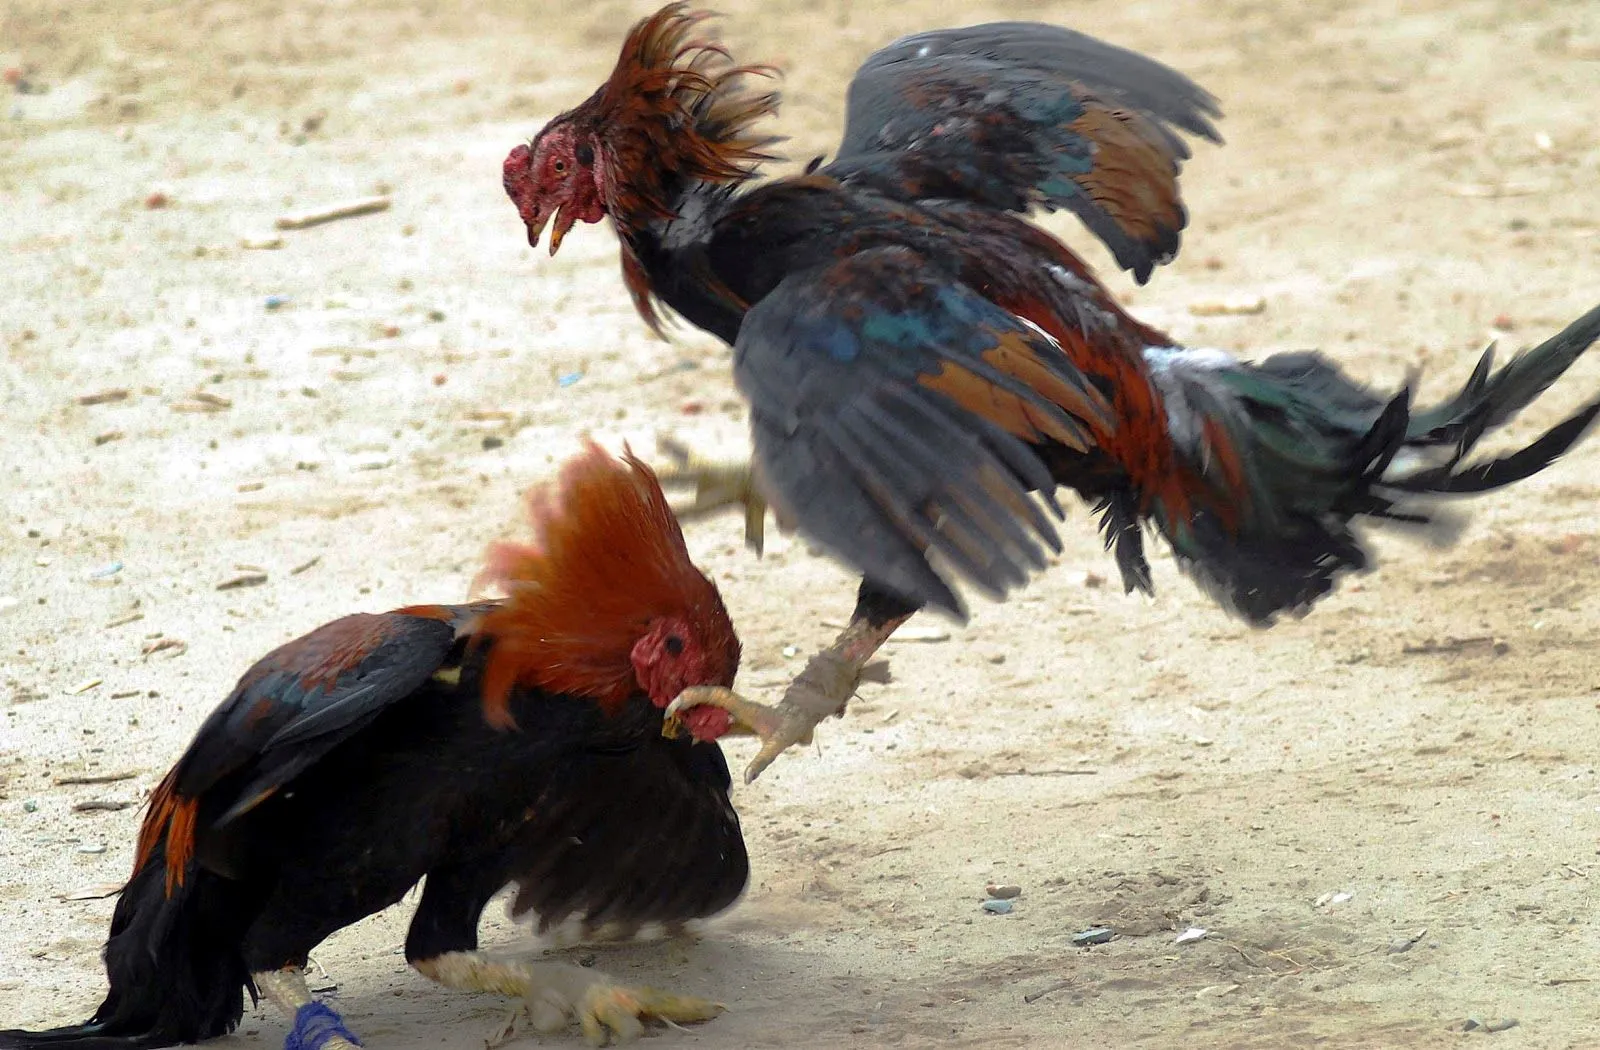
[284,1001,363,1050]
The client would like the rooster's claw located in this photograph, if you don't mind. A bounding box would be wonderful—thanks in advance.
[666,648,866,782]
[655,436,768,555]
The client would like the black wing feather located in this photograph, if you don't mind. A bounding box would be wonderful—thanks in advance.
[505,723,748,933]
[169,605,486,826]
[826,21,1222,281]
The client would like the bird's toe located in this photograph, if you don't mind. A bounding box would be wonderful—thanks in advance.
[578,984,723,1046]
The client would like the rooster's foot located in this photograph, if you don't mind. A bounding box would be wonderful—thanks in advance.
[655,435,767,554]
[667,649,871,783]
[416,952,720,1048]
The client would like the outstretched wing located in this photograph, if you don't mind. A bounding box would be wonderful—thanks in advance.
[173,603,491,824]
[825,21,1222,282]
[733,245,1115,617]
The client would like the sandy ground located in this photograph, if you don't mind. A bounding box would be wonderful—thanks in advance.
[4,0,1600,1047]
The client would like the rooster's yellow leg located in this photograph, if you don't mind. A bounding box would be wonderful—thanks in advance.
[667,611,912,783]
[252,966,362,1050]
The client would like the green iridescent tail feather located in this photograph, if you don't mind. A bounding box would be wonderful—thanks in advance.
[1130,302,1600,625]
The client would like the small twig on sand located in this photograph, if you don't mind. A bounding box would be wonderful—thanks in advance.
[1401,635,1504,656]
[54,771,140,786]
[73,799,133,812]
[276,195,391,230]
[1023,979,1073,1004]
[77,388,129,406]
[216,572,269,591]
[60,883,124,901]
[1446,181,1546,199]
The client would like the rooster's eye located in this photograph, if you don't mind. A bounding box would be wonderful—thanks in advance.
[552,159,567,175]
[665,635,685,657]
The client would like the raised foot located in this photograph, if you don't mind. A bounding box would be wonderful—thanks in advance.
[488,981,722,1049]
[667,650,865,783]
[665,685,818,784]
[655,435,767,554]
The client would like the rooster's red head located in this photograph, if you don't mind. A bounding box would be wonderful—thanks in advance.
[502,118,609,255]
[472,442,741,741]
[502,2,779,258]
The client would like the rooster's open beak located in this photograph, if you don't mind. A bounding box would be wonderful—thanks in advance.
[548,205,577,256]
[523,208,552,251]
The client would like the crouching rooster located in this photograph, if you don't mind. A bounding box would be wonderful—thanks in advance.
[503,4,1600,782]
[0,445,746,1049]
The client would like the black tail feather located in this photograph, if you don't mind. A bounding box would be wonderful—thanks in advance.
[0,855,254,1050]
[1413,302,1600,446]
[1391,400,1600,495]
[0,1027,178,1050]
[1095,489,1153,597]
[1140,303,1600,625]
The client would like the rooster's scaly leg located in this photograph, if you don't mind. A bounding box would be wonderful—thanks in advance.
[655,436,768,555]
[668,588,914,783]
[413,951,720,1048]
[253,966,363,1050]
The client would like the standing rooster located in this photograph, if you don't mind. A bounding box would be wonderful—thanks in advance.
[502,4,1600,782]
[0,446,746,1050]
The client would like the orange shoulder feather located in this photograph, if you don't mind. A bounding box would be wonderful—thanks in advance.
[134,768,199,897]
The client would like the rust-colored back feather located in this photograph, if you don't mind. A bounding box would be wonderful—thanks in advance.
[918,329,1111,452]
[134,768,199,897]
[471,442,734,727]
[1064,104,1187,250]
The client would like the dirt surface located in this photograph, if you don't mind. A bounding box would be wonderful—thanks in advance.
[4,0,1600,1047]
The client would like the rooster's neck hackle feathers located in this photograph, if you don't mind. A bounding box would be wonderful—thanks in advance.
[580,3,781,333]
[472,442,735,727]
[589,3,781,226]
